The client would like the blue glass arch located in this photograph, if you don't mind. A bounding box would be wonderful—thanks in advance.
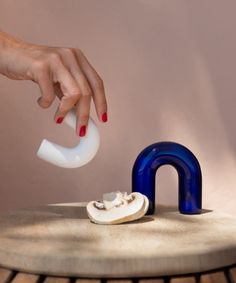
[132,142,202,215]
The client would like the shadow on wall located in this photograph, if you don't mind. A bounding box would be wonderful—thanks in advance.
[125,0,236,212]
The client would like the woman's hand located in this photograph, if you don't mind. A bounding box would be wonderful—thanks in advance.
[0,31,108,137]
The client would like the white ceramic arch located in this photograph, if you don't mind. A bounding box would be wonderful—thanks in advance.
[37,110,100,168]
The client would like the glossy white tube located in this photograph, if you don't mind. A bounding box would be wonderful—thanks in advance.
[37,110,100,168]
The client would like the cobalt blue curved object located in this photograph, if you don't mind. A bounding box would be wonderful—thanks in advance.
[132,142,202,215]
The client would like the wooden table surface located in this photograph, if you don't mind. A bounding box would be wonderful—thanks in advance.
[0,203,235,282]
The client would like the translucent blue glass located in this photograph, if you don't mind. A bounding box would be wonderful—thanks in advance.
[132,142,202,215]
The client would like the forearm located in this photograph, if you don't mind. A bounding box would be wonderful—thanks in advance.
[0,31,31,79]
[0,32,12,74]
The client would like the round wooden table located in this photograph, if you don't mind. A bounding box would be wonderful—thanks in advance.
[0,203,235,283]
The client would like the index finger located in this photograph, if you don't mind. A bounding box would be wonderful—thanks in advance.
[51,57,80,100]
[51,57,81,120]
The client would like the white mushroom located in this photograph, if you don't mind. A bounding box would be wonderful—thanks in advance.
[86,191,149,225]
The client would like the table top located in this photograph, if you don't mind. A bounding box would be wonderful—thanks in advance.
[0,203,235,278]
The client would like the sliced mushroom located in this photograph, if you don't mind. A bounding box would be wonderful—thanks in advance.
[123,193,149,222]
[86,191,149,225]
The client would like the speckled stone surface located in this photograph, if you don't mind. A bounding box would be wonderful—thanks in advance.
[0,203,235,278]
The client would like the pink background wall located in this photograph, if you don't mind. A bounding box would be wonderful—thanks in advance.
[0,0,235,215]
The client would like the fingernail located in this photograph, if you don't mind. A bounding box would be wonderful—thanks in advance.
[101,112,107,122]
[79,125,86,137]
[56,117,64,124]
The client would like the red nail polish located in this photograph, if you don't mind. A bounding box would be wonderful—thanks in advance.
[79,125,86,137]
[101,112,107,122]
[56,117,64,124]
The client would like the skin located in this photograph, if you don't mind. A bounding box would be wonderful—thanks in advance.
[0,31,108,137]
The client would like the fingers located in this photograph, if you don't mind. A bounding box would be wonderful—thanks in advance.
[76,95,91,137]
[54,82,63,100]
[35,64,55,108]
[32,53,81,124]
[74,49,108,123]
[31,47,107,138]
[51,55,81,124]
[58,48,93,136]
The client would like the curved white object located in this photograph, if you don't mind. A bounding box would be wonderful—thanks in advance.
[37,110,100,168]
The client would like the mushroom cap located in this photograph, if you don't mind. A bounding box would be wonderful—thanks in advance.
[124,194,149,223]
[86,192,149,225]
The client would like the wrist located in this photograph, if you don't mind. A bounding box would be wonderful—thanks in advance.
[0,32,17,72]
[0,32,29,78]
